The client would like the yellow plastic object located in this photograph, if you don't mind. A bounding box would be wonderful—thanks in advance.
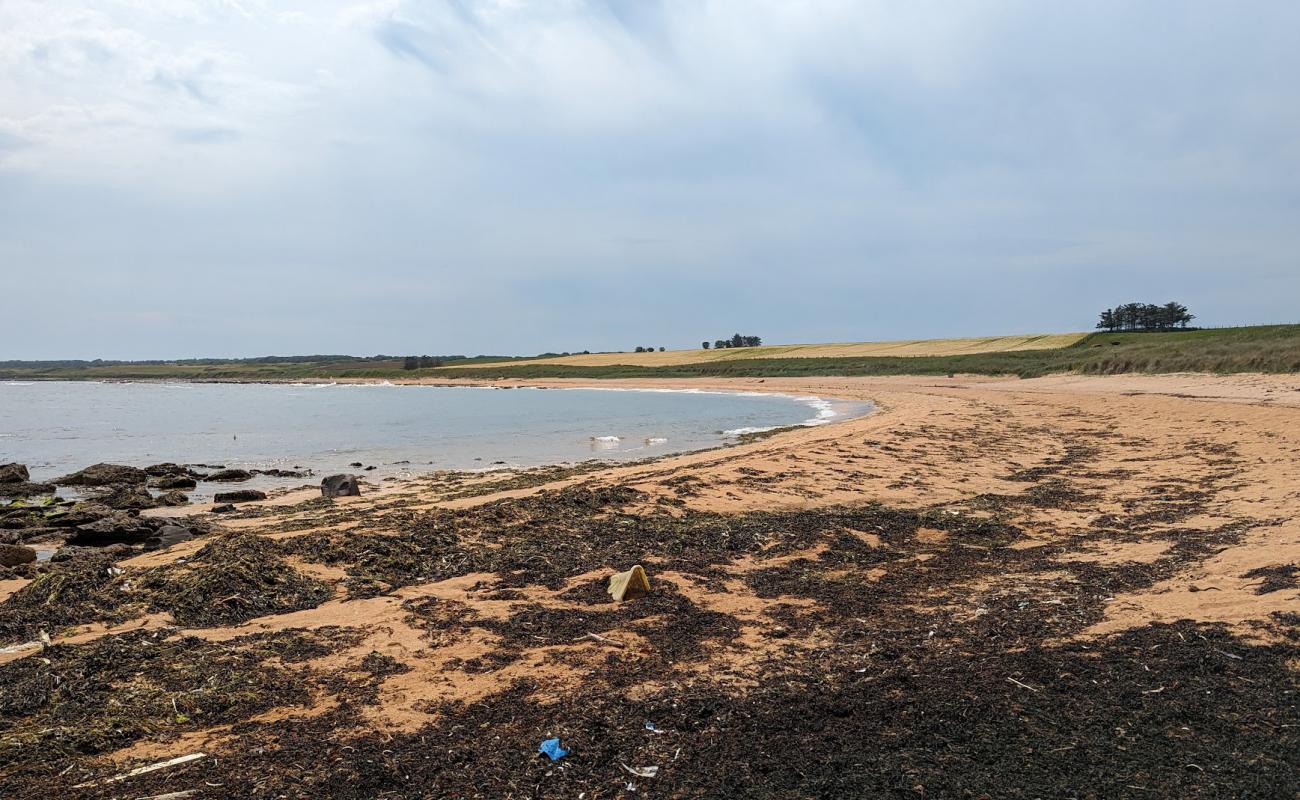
[607,564,651,602]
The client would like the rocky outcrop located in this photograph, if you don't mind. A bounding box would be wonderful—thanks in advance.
[321,474,361,498]
[0,481,57,498]
[67,512,156,546]
[44,503,114,528]
[205,469,254,482]
[92,484,156,510]
[0,463,30,483]
[213,489,267,504]
[255,468,310,478]
[0,543,37,567]
[149,474,197,490]
[54,463,147,487]
[155,490,190,507]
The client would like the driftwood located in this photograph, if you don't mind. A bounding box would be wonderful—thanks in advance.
[72,753,207,789]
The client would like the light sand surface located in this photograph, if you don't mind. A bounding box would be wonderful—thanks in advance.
[6,371,1299,792]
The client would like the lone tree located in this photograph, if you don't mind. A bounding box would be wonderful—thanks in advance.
[702,341,710,349]
[1096,302,1194,332]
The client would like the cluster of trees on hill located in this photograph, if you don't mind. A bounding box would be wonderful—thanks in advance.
[703,334,762,350]
[634,346,666,353]
[1096,302,1195,332]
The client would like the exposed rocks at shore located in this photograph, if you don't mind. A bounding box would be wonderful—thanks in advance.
[52,463,148,487]
[0,543,36,567]
[321,474,361,497]
[213,489,267,504]
[0,481,57,498]
[149,473,197,490]
[0,463,31,483]
[206,468,255,482]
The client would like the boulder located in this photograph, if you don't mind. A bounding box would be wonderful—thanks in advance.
[321,474,361,498]
[0,543,37,567]
[45,503,114,528]
[0,481,57,498]
[68,512,155,546]
[255,468,309,478]
[0,463,30,483]
[54,463,147,487]
[211,503,237,514]
[92,484,156,510]
[145,525,194,551]
[205,469,254,483]
[155,490,190,507]
[149,474,197,490]
[213,489,267,504]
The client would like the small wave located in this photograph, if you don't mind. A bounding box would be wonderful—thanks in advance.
[645,437,668,445]
[591,436,621,443]
[723,426,777,437]
[2,382,35,386]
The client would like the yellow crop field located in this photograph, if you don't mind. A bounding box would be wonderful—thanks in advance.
[494,333,1089,368]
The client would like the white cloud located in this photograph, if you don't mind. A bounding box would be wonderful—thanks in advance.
[1,1,1298,357]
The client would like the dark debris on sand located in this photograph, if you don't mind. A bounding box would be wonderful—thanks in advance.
[2,433,1297,799]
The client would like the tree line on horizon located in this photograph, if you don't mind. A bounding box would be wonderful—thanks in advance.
[703,334,763,350]
[1096,302,1195,332]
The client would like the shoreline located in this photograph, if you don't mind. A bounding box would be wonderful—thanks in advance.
[2,372,1299,795]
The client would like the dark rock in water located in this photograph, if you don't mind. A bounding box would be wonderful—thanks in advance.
[364,465,377,471]
[144,462,185,477]
[0,481,57,498]
[0,463,31,483]
[321,474,361,498]
[213,489,267,504]
[205,469,254,482]
[349,462,363,468]
[211,503,237,514]
[0,543,37,567]
[145,524,194,551]
[91,484,156,510]
[155,490,190,507]
[149,473,197,490]
[255,468,310,478]
[68,512,155,546]
[54,463,147,487]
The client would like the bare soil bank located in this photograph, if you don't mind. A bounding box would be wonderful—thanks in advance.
[2,373,1299,798]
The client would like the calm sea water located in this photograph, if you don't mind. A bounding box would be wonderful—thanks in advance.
[0,382,870,498]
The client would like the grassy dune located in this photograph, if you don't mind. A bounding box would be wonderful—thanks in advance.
[1,326,1296,381]
[435,326,1300,380]
[517,332,1088,367]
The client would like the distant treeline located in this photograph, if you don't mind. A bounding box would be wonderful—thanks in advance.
[0,354,398,369]
[704,334,763,350]
[1097,302,1194,332]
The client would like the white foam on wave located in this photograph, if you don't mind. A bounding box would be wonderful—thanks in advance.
[591,435,621,442]
[2,382,35,386]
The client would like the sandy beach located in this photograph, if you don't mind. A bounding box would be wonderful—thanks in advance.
[3,372,1299,797]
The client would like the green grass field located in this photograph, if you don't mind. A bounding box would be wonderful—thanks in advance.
[2,326,1297,382]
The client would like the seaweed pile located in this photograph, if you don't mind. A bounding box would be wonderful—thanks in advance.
[0,419,1296,798]
[0,533,332,642]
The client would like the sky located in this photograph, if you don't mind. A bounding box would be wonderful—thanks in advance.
[2,0,1298,359]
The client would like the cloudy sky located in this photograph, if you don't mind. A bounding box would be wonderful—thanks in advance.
[2,1,1297,359]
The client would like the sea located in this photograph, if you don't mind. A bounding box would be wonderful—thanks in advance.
[0,381,872,499]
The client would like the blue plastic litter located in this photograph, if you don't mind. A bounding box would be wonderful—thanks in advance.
[538,737,569,761]
[644,721,657,731]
